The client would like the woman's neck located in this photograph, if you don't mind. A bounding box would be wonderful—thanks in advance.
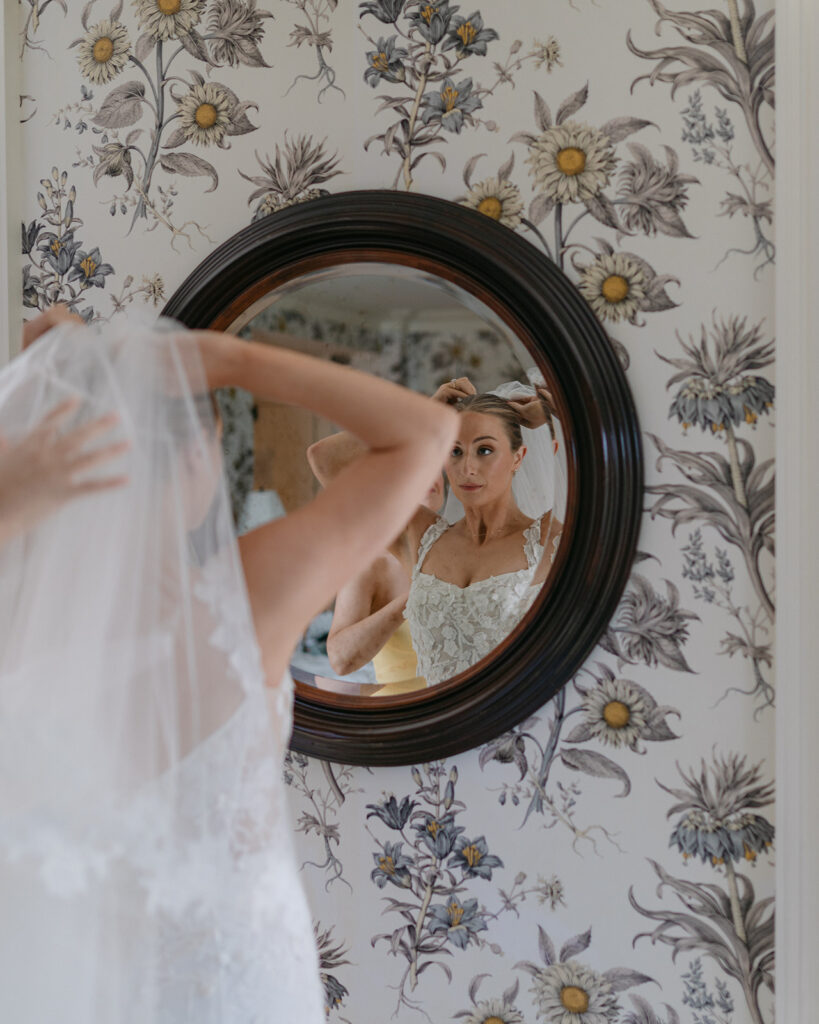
[460,491,527,545]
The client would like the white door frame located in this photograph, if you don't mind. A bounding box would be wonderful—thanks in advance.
[775,0,819,1020]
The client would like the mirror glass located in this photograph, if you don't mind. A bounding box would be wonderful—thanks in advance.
[220,261,569,698]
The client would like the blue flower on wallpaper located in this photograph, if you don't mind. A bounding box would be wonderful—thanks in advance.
[414,811,464,857]
[420,77,482,134]
[68,247,115,289]
[364,36,408,87]
[371,841,414,888]
[359,0,407,24]
[427,896,488,949]
[447,835,503,880]
[443,11,498,56]
[366,794,417,830]
[406,0,455,44]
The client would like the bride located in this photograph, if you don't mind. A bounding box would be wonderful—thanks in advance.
[0,310,456,1023]
[402,386,563,685]
[309,376,563,688]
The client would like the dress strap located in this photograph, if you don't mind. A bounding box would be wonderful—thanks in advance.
[523,513,547,569]
[413,517,450,575]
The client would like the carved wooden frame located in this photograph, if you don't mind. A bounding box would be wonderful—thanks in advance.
[163,190,642,765]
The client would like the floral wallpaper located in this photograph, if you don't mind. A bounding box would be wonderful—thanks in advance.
[11,1,775,1022]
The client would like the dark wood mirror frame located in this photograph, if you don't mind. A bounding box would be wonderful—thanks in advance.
[163,190,642,766]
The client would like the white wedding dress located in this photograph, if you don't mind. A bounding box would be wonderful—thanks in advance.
[405,514,557,685]
[0,319,324,1023]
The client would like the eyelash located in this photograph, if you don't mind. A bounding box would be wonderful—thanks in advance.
[451,446,494,457]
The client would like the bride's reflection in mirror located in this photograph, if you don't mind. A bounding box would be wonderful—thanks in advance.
[220,262,569,696]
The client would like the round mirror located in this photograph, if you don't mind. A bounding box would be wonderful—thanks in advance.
[220,261,570,700]
[163,190,641,765]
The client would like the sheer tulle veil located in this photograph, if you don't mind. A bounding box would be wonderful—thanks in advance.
[444,370,568,524]
[0,318,323,1023]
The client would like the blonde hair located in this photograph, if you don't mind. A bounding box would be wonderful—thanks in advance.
[454,393,523,450]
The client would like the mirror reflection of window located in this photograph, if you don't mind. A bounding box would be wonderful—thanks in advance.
[222,264,569,698]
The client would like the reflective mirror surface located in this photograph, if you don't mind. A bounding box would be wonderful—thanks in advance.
[219,262,570,698]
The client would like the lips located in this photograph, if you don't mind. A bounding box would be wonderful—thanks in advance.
[458,483,483,491]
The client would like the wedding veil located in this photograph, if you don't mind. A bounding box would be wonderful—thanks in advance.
[444,369,568,525]
[0,318,323,1022]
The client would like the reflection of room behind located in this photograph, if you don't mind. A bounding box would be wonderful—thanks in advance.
[231,298,533,692]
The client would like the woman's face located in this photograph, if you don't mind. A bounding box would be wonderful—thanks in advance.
[446,411,525,507]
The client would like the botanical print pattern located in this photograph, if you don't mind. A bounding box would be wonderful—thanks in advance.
[13,1,775,1021]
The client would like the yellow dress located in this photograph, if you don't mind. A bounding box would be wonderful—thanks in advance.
[370,621,427,695]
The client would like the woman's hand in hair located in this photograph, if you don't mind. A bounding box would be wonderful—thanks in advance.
[432,376,476,405]
[508,385,556,430]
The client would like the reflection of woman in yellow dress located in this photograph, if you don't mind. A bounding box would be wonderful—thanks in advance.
[307,438,444,695]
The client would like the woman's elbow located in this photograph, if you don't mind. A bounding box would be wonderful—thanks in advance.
[326,640,361,676]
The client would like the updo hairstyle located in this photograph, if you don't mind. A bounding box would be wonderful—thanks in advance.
[454,394,523,451]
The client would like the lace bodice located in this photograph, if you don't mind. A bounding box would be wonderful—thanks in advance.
[404,516,549,686]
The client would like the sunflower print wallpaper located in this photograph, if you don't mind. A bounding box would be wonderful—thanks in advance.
[12,1,775,1021]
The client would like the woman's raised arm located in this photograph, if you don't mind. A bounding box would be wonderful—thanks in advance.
[193,330,457,681]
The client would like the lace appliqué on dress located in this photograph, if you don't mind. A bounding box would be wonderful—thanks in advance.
[404,516,546,686]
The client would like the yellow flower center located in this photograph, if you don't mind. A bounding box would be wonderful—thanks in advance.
[80,256,97,278]
[477,196,503,219]
[484,1019,505,1024]
[422,5,434,22]
[462,844,483,867]
[378,855,395,874]
[441,85,459,113]
[744,407,757,424]
[711,422,725,433]
[427,819,440,838]
[448,902,464,926]
[560,986,590,1013]
[603,699,631,728]
[556,147,587,176]
[92,36,114,63]
[712,855,724,865]
[744,844,757,861]
[372,52,389,72]
[195,102,218,129]
[457,22,477,45]
[51,239,62,255]
[157,0,182,14]
[601,274,630,304]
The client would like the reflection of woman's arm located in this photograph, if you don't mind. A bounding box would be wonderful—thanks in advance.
[327,562,408,676]
[193,330,457,682]
[306,431,365,487]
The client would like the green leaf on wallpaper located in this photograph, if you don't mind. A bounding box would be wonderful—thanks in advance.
[559,749,631,797]
[135,31,153,64]
[599,116,656,144]
[555,84,589,125]
[533,92,552,131]
[179,29,212,65]
[585,193,622,231]
[158,153,219,192]
[93,81,146,130]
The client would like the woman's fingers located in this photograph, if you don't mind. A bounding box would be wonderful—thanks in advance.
[22,306,81,350]
[68,439,131,477]
[34,397,82,435]
[58,412,121,453]
[72,474,130,495]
